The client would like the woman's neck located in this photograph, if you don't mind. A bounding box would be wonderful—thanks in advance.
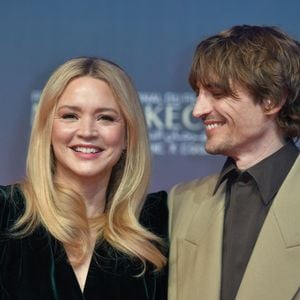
[55,173,109,218]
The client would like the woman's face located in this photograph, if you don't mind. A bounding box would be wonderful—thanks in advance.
[51,76,126,185]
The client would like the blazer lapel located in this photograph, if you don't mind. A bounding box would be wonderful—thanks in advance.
[237,157,300,300]
[176,178,226,299]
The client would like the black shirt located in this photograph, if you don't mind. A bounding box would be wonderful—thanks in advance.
[214,141,299,300]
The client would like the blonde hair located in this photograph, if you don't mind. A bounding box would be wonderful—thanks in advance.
[14,57,166,271]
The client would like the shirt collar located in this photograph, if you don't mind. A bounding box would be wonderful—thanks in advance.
[214,140,299,205]
[247,140,298,205]
[213,157,236,194]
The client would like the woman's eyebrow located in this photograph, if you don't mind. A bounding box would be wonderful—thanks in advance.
[56,105,119,114]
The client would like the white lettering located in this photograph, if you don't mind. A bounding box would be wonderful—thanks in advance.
[182,104,202,131]
[144,104,164,129]
[165,104,181,130]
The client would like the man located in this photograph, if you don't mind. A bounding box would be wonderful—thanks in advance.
[168,25,300,300]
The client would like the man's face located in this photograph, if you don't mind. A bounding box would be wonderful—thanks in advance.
[192,84,281,165]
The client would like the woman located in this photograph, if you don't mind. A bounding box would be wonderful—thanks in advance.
[0,57,168,299]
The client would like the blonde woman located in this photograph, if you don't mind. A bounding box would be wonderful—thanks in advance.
[0,57,167,300]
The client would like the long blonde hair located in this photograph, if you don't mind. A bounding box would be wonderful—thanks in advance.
[14,57,166,271]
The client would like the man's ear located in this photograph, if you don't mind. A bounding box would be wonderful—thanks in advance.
[263,98,286,116]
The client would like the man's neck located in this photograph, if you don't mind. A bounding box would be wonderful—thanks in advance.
[233,137,286,170]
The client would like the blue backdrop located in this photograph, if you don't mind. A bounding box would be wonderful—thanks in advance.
[0,0,299,191]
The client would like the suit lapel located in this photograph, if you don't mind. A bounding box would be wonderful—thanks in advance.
[177,178,226,299]
[184,179,225,245]
[237,157,300,300]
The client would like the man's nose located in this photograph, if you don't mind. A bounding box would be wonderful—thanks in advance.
[192,91,212,119]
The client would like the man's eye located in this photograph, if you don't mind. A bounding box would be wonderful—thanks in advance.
[212,93,224,99]
[62,114,77,119]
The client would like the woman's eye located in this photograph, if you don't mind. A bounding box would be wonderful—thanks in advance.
[98,115,115,122]
[62,113,77,119]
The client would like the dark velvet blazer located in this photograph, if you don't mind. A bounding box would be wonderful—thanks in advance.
[0,186,168,300]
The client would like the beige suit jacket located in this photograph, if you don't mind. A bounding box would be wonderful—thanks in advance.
[168,157,300,300]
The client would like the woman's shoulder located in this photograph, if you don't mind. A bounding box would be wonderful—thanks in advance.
[0,184,25,230]
[142,191,168,216]
[139,191,168,237]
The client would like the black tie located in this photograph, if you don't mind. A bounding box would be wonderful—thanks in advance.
[221,171,266,300]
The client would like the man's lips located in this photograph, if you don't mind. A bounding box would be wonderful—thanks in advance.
[203,121,226,131]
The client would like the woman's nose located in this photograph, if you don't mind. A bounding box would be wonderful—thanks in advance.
[77,118,98,138]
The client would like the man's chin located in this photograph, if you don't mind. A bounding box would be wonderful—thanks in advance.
[205,143,228,156]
